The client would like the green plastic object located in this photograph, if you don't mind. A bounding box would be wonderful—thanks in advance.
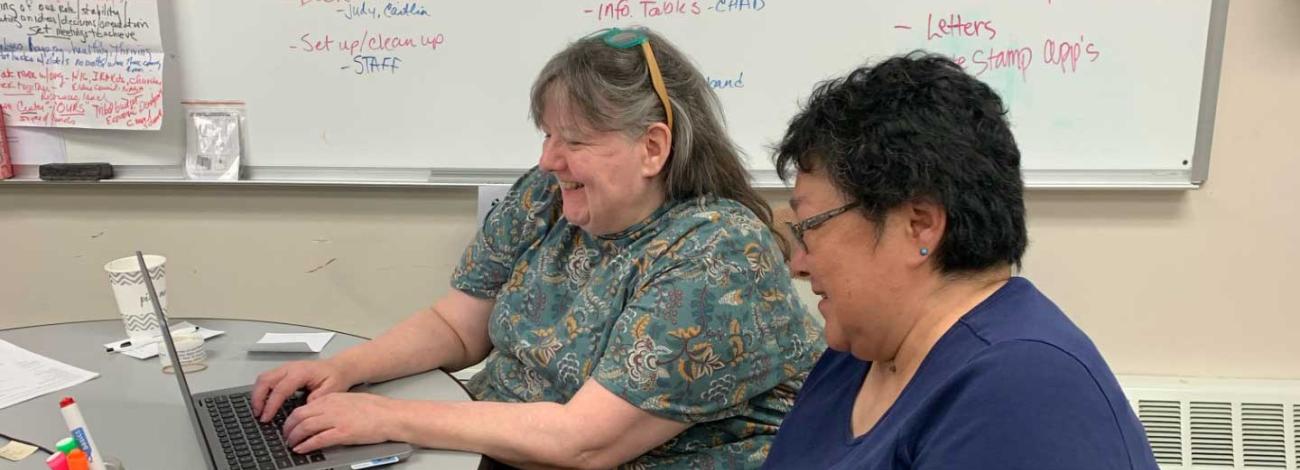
[56,437,78,454]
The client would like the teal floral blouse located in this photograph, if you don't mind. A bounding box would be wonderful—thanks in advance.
[452,167,822,469]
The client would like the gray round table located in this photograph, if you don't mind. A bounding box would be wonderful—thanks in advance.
[0,319,482,469]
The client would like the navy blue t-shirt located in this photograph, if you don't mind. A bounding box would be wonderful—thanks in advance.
[763,277,1157,470]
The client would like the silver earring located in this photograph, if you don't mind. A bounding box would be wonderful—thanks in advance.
[920,247,930,256]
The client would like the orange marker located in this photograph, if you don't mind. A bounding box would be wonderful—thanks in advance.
[66,449,88,470]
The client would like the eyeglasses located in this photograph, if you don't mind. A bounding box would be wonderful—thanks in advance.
[592,28,674,130]
[785,202,860,253]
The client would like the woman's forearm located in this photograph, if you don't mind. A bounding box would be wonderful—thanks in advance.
[331,292,495,385]
[385,381,689,470]
[324,308,449,385]
[391,400,607,470]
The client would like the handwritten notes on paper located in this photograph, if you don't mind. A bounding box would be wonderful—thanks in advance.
[0,0,163,130]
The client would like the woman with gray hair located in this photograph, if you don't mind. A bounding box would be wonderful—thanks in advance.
[251,27,821,469]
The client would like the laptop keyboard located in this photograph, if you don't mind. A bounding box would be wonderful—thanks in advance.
[203,392,326,470]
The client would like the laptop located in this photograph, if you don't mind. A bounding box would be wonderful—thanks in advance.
[135,252,414,470]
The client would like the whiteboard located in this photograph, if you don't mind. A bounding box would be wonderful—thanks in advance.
[38,0,1227,188]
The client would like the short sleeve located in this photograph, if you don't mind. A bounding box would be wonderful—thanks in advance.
[905,341,1148,470]
[592,215,814,423]
[451,167,559,299]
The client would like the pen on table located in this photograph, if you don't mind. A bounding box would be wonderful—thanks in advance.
[104,326,199,352]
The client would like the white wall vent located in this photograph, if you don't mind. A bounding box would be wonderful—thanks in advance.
[1190,401,1235,466]
[1119,375,1300,470]
[1242,403,1287,468]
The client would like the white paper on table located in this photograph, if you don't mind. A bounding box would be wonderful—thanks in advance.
[249,333,335,353]
[0,339,98,410]
[106,322,226,360]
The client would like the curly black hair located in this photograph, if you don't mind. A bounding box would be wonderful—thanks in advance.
[775,51,1027,273]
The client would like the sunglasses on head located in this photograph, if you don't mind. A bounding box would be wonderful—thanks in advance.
[590,28,674,131]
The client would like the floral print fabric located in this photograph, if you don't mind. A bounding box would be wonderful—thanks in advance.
[452,167,822,468]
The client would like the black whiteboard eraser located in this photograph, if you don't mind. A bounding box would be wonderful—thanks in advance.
[39,163,115,181]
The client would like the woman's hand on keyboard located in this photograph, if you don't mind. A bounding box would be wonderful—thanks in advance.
[281,392,400,454]
[251,360,355,423]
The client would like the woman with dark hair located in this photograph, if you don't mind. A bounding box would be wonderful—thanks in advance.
[762,52,1158,469]
[249,27,821,469]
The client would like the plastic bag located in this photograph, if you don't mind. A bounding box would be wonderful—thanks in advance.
[183,100,246,180]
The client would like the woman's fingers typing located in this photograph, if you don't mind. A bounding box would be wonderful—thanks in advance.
[250,367,286,417]
[253,361,332,422]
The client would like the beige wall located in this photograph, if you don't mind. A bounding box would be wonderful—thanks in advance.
[2,1,1296,379]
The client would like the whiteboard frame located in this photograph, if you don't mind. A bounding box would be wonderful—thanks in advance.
[2,0,1228,190]
[0,164,1202,189]
[1190,0,1230,187]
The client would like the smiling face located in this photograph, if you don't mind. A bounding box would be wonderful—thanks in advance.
[536,89,670,236]
[787,167,917,360]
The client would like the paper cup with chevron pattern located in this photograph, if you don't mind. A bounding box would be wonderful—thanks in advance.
[104,254,168,342]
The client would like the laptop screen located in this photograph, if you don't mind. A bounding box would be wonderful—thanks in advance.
[137,251,219,470]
